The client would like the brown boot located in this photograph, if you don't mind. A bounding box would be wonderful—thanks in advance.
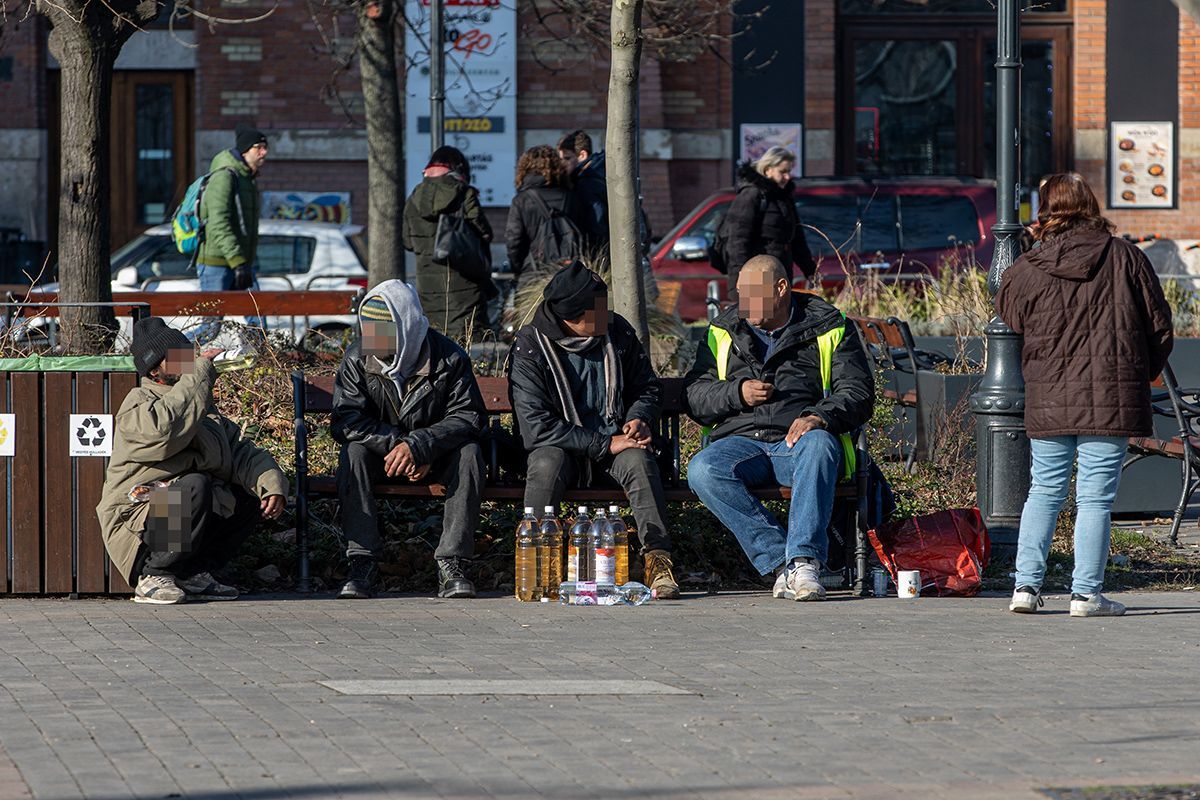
[644,550,680,600]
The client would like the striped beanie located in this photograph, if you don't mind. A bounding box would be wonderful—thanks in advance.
[359,297,393,322]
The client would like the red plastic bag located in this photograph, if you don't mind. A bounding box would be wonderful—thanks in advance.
[867,508,990,597]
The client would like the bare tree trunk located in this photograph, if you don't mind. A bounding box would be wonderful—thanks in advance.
[605,0,650,347]
[359,0,405,288]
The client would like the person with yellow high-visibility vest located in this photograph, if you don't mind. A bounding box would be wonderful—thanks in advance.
[684,255,874,601]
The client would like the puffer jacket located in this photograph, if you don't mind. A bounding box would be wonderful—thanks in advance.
[724,163,816,281]
[684,294,874,440]
[508,310,661,461]
[197,149,260,268]
[96,359,288,584]
[504,174,576,277]
[402,174,495,339]
[996,227,1173,438]
[331,331,486,466]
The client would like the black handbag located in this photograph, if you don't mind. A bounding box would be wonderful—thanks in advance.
[433,207,491,282]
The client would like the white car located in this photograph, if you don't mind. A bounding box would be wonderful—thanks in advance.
[26,220,367,350]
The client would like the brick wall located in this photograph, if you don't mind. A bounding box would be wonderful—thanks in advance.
[0,16,46,130]
[804,0,836,176]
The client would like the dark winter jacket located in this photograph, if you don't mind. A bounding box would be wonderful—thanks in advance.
[684,293,874,441]
[508,310,661,461]
[197,149,260,269]
[724,163,816,282]
[996,227,1173,438]
[402,174,495,339]
[569,152,609,253]
[504,175,576,276]
[331,331,486,467]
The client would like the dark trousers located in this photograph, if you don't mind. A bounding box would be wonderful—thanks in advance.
[138,473,260,579]
[524,446,672,553]
[337,441,483,560]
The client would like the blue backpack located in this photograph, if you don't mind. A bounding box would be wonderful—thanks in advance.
[170,168,235,255]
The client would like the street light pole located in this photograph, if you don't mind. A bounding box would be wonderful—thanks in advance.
[971,0,1030,548]
[430,0,445,151]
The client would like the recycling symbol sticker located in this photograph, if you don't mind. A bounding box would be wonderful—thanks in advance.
[0,414,13,457]
[69,414,113,457]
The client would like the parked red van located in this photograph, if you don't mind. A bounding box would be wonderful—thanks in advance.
[651,177,997,321]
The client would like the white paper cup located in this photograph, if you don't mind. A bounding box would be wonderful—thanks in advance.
[896,570,921,599]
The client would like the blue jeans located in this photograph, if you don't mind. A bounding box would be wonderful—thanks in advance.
[189,264,263,345]
[1014,435,1128,596]
[687,432,842,574]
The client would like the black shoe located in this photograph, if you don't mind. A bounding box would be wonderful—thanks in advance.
[339,556,378,599]
[437,558,476,598]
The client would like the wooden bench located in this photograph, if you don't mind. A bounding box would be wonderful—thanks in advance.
[20,290,361,318]
[292,372,873,595]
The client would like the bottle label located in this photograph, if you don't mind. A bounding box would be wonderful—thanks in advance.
[576,581,597,605]
[594,549,616,584]
[567,547,578,582]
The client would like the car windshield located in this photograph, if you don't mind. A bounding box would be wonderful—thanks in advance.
[110,235,193,285]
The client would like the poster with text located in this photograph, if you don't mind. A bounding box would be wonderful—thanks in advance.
[69,414,113,457]
[739,124,803,171]
[262,192,352,224]
[1109,122,1174,209]
[405,0,517,207]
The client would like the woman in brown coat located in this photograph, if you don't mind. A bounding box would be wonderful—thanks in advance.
[996,173,1173,618]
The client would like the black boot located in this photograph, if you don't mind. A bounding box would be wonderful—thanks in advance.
[339,555,378,599]
[437,558,476,599]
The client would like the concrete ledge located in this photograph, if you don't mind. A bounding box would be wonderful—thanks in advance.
[319,679,697,696]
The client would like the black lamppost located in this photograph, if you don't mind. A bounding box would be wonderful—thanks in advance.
[971,0,1030,548]
[430,0,445,151]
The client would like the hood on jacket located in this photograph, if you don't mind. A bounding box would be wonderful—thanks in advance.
[736,162,794,197]
[1024,227,1114,282]
[209,148,252,179]
[359,280,430,396]
[408,173,467,221]
[518,174,559,192]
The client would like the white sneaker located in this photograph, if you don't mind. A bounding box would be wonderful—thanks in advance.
[134,574,186,605]
[772,567,788,599]
[1008,585,1044,614]
[178,571,239,600]
[785,559,826,601]
[1070,593,1126,618]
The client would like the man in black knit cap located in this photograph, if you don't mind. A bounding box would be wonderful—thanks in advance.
[508,261,680,599]
[96,318,287,604]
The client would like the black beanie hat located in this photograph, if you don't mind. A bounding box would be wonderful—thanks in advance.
[544,260,607,321]
[235,123,268,154]
[131,317,194,378]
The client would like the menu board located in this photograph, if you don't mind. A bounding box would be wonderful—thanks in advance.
[1109,121,1174,209]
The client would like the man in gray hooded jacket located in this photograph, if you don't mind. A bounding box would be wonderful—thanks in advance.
[332,280,487,599]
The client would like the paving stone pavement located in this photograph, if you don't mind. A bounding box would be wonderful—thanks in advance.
[2,590,1200,800]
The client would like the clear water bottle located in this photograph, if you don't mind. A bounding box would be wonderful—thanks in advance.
[593,510,615,586]
[608,505,630,586]
[588,508,606,580]
[515,507,540,602]
[539,506,563,600]
[567,507,591,583]
[558,581,655,606]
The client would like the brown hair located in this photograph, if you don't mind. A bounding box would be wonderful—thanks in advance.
[515,145,567,189]
[556,129,593,156]
[1036,172,1115,242]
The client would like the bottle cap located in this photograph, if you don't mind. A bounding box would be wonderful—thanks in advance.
[544,506,555,513]
[578,506,587,513]
[524,506,534,514]
[609,505,618,513]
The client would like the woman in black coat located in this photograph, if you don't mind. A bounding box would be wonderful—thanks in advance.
[505,145,577,282]
[723,146,816,298]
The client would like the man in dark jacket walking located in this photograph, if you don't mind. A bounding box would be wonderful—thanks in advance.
[508,261,680,599]
[685,255,873,602]
[332,280,487,599]
[557,130,609,253]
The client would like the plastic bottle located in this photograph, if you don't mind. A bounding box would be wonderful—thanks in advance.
[557,581,655,606]
[593,510,616,586]
[515,507,540,602]
[539,506,563,600]
[588,508,606,580]
[608,505,630,586]
[211,346,259,373]
[567,507,591,583]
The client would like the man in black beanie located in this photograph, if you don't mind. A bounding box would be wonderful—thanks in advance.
[508,261,680,599]
[192,123,269,344]
[96,318,287,604]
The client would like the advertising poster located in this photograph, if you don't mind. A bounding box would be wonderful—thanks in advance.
[1109,121,1174,209]
[739,123,803,170]
[262,192,352,224]
[405,0,517,207]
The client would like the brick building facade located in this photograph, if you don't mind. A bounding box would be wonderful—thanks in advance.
[1,0,1197,258]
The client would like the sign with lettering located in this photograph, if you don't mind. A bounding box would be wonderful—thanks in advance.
[1109,121,1174,209]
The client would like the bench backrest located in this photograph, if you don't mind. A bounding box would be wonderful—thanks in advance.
[24,290,360,318]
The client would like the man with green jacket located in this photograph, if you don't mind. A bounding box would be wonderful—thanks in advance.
[97,317,288,604]
[193,125,268,342]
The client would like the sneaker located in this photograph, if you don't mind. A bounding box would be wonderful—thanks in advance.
[1070,593,1126,618]
[437,558,476,599]
[772,565,789,599]
[338,556,378,599]
[178,572,239,600]
[784,558,826,601]
[644,550,681,600]
[1008,585,1043,614]
[134,574,186,605]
